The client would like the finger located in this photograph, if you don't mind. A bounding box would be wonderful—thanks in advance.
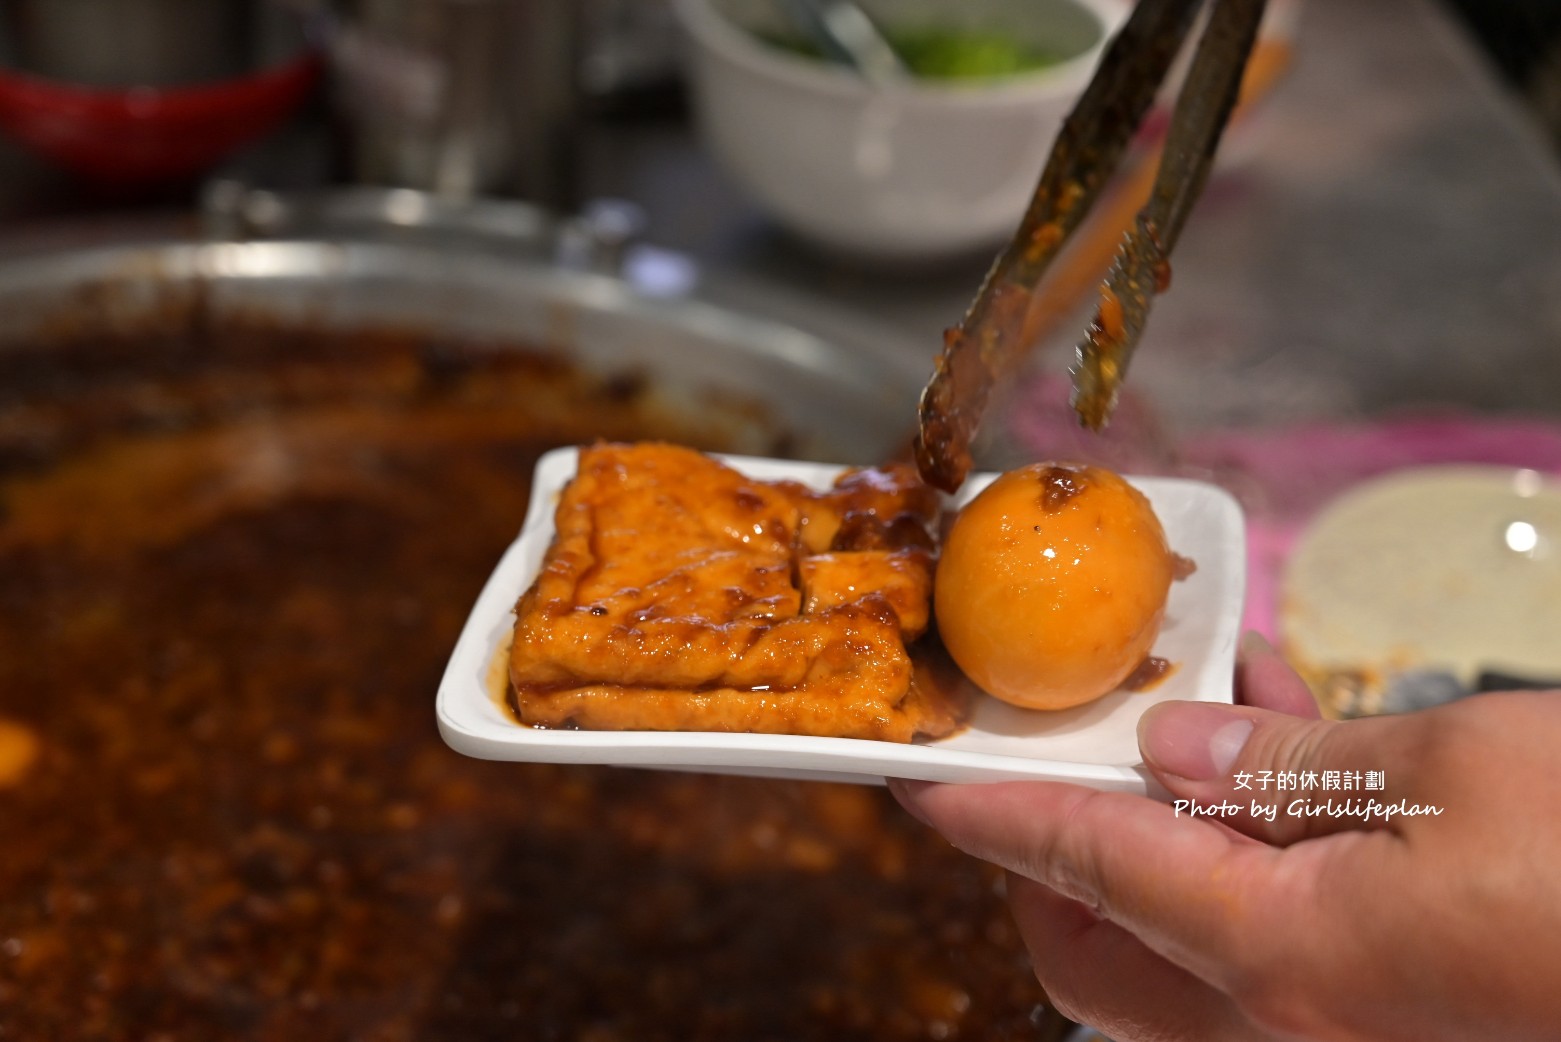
[1236,631,1321,719]
[1137,700,1432,844]
[1007,874,1275,1042]
[891,778,1283,986]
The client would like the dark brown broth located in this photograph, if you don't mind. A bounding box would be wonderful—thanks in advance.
[0,321,1066,1041]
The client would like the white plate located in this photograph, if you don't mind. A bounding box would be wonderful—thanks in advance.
[436,448,1245,793]
[1283,465,1561,686]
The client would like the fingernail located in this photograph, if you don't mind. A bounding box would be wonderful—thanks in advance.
[1139,702,1254,781]
[1238,629,1276,661]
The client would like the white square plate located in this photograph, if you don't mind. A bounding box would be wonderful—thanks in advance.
[436,448,1245,793]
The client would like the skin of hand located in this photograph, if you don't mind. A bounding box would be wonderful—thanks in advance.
[889,633,1561,1041]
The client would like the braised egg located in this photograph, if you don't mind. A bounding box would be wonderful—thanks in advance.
[935,463,1174,710]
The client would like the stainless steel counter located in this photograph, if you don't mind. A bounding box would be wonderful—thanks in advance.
[579,0,1561,442]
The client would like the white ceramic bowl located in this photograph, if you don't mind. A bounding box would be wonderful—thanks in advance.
[674,0,1128,261]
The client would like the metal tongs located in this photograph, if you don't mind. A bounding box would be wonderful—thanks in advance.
[915,0,1269,492]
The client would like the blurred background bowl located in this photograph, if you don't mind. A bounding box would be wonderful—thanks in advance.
[0,0,320,185]
[673,0,1126,262]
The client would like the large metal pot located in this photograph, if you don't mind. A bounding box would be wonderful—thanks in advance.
[0,191,1071,1040]
[0,187,923,462]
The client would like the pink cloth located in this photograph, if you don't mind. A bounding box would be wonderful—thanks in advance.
[1007,384,1561,640]
[1183,417,1561,637]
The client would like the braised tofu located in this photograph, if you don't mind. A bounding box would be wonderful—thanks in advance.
[509,443,968,742]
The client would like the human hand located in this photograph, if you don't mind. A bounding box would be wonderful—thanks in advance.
[889,634,1561,1041]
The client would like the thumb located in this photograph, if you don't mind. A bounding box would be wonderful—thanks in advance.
[1137,700,1428,845]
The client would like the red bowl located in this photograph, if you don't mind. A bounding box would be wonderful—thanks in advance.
[0,49,322,184]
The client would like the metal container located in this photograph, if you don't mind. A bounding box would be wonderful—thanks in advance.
[0,192,1077,1039]
[0,0,252,86]
[337,0,585,204]
[0,187,924,462]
